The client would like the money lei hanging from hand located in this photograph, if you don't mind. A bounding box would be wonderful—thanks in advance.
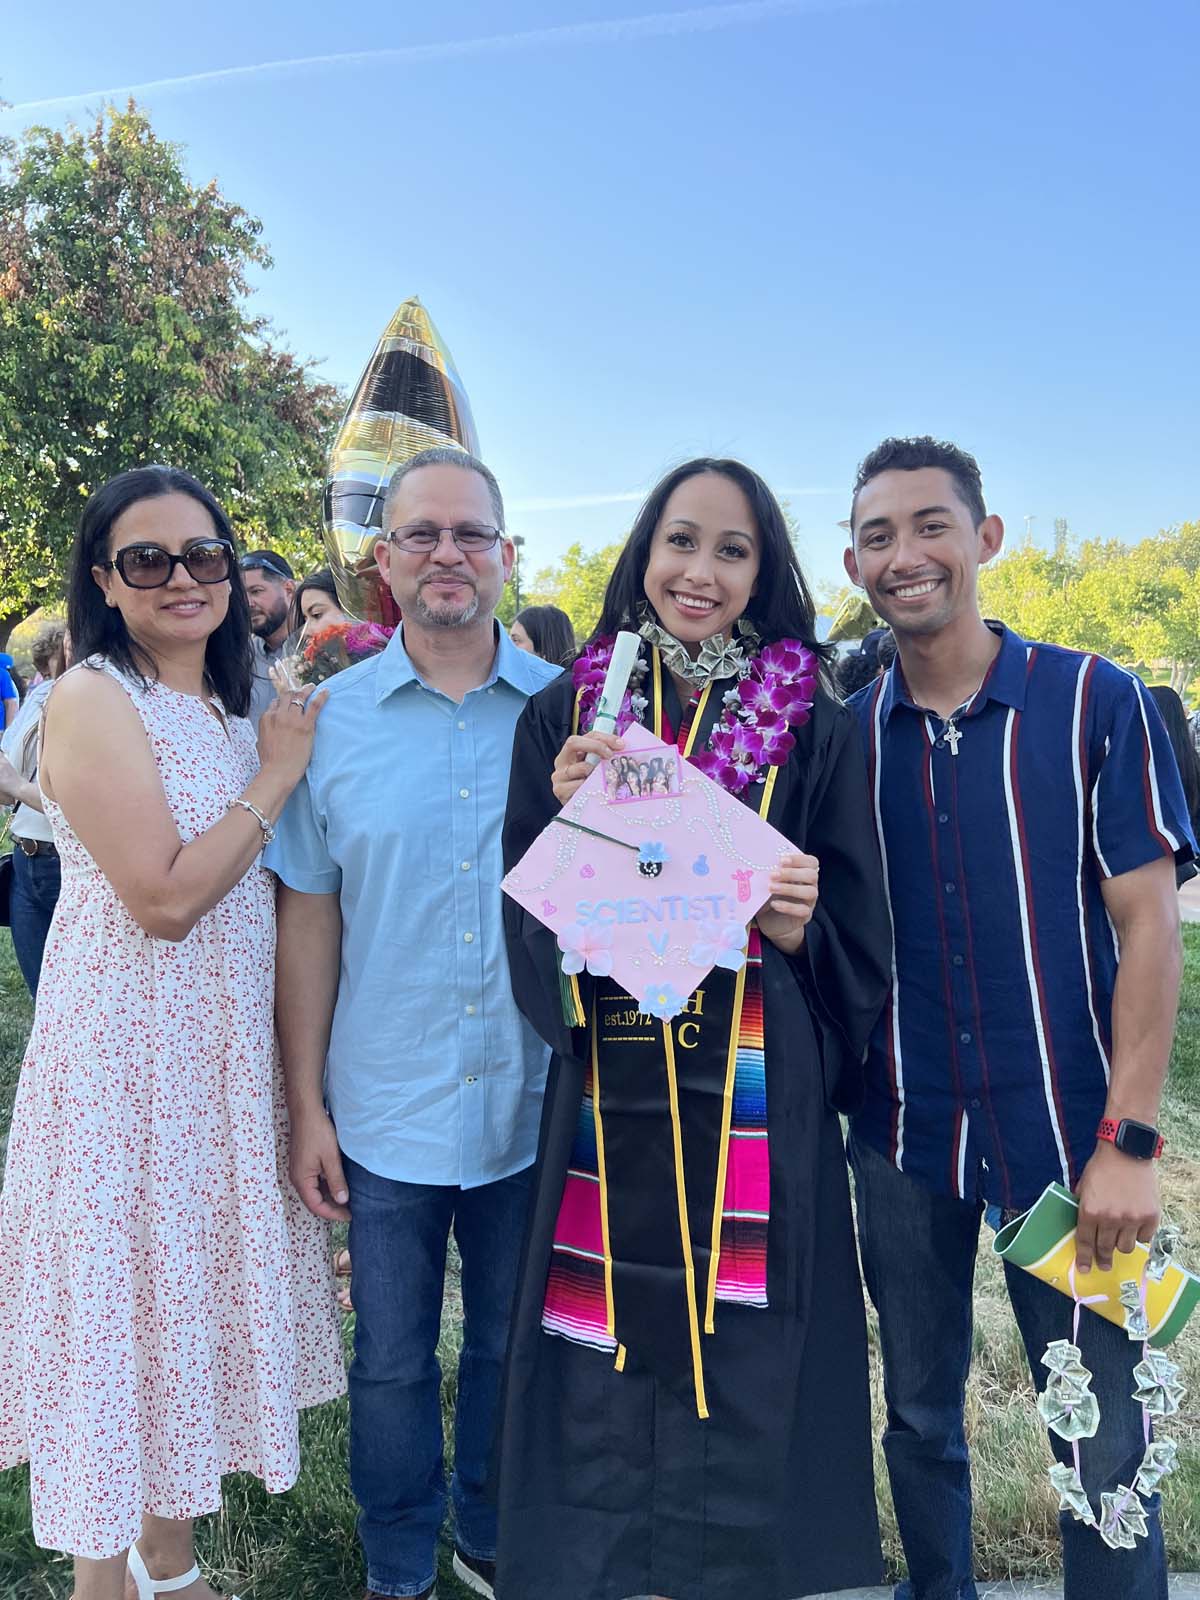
[1038,1225,1185,1548]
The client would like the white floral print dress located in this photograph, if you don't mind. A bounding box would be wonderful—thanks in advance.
[0,662,346,1559]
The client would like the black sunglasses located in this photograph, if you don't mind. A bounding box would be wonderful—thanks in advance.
[107,540,234,589]
[239,554,293,580]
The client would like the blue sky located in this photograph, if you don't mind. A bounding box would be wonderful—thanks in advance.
[3,0,1198,593]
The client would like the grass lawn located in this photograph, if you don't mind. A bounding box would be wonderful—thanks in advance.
[0,928,1197,1598]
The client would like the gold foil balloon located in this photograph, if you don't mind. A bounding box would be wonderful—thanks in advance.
[323,297,480,624]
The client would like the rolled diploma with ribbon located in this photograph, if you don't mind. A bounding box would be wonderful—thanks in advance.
[584,628,641,765]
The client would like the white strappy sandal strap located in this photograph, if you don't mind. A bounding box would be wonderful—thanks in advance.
[127,1544,242,1600]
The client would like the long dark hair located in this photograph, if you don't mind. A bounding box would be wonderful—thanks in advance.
[289,568,344,633]
[593,458,828,659]
[67,466,253,717]
[515,604,576,666]
[1148,685,1200,828]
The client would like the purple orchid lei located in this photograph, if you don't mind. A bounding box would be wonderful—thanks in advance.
[573,635,818,796]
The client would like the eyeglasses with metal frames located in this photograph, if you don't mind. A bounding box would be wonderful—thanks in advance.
[386,523,503,555]
[107,540,235,589]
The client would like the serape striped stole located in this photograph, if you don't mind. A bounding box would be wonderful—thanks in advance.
[541,930,770,1353]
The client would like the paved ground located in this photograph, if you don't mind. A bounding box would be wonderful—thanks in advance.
[806,1580,1200,1599]
[1179,878,1200,922]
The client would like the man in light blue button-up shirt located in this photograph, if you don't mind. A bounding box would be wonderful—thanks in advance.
[269,448,559,1600]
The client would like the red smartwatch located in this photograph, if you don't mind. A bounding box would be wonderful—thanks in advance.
[1096,1117,1164,1161]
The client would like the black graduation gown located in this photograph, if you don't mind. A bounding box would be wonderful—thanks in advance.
[496,665,891,1600]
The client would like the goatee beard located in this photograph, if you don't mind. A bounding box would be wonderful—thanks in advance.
[414,589,481,628]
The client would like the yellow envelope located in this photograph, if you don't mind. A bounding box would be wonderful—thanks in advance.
[993,1183,1198,1348]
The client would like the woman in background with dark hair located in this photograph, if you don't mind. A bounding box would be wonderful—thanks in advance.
[497,459,890,1600]
[510,603,576,666]
[289,568,352,639]
[1149,684,1200,854]
[0,467,345,1600]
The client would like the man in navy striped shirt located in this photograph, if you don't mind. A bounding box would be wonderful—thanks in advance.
[844,437,1191,1600]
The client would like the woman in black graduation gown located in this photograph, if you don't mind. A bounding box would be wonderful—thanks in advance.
[497,459,890,1600]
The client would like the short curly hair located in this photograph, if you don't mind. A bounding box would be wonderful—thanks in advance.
[852,436,986,530]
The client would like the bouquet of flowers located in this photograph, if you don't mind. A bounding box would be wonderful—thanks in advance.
[272,621,394,691]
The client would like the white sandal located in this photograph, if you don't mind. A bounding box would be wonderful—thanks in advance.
[127,1544,242,1600]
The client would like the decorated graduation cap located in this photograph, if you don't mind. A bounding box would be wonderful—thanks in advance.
[323,296,480,625]
[502,719,793,1021]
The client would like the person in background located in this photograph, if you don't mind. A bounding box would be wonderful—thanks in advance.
[241,550,296,727]
[0,653,20,728]
[0,467,344,1600]
[290,569,353,639]
[843,434,1189,1600]
[28,625,66,689]
[835,646,880,699]
[1148,685,1200,861]
[0,625,71,997]
[271,446,558,1600]
[509,603,576,666]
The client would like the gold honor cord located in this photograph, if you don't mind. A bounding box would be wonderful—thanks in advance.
[662,1021,711,1420]
[651,647,664,739]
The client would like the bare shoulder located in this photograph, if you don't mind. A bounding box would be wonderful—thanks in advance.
[46,662,133,716]
[42,664,147,758]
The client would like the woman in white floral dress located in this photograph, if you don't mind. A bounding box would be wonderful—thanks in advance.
[0,467,346,1600]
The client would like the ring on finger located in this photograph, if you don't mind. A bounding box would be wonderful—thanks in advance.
[290,697,306,709]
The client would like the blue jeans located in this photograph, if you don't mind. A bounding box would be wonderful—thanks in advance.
[343,1156,533,1598]
[849,1132,1166,1600]
[9,846,60,1000]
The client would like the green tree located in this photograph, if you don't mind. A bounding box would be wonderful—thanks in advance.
[526,537,628,639]
[0,103,340,640]
[979,525,1200,696]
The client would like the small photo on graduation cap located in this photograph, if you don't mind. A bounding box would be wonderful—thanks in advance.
[604,748,682,803]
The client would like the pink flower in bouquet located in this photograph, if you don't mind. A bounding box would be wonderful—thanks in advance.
[344,622,394,657]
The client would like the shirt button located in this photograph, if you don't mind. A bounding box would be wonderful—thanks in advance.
[464,931,475,944]
[487,687,496,695]
[960,1030,972,1045]
[457,719,467,730]
[938,812,949,824]
[466,1004,477,1015]
[944,882,956,895]
[459,788,470,798]
[465,1075,477,1085]
[970,1097,982,1110]
[952,954,965,967]
[461,860,471,871]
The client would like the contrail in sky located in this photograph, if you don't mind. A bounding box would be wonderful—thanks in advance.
[4,0,873,116]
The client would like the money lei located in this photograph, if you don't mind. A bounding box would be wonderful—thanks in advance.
[1040,1227,1185,1548]
[573,629,819,797]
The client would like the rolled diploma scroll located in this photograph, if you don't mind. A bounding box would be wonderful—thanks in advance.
[584,629,641,765]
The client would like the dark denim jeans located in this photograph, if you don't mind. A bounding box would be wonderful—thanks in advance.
[850,1131,1166,1600]
[9,846,60,1000]
[343,1155,533,1599]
